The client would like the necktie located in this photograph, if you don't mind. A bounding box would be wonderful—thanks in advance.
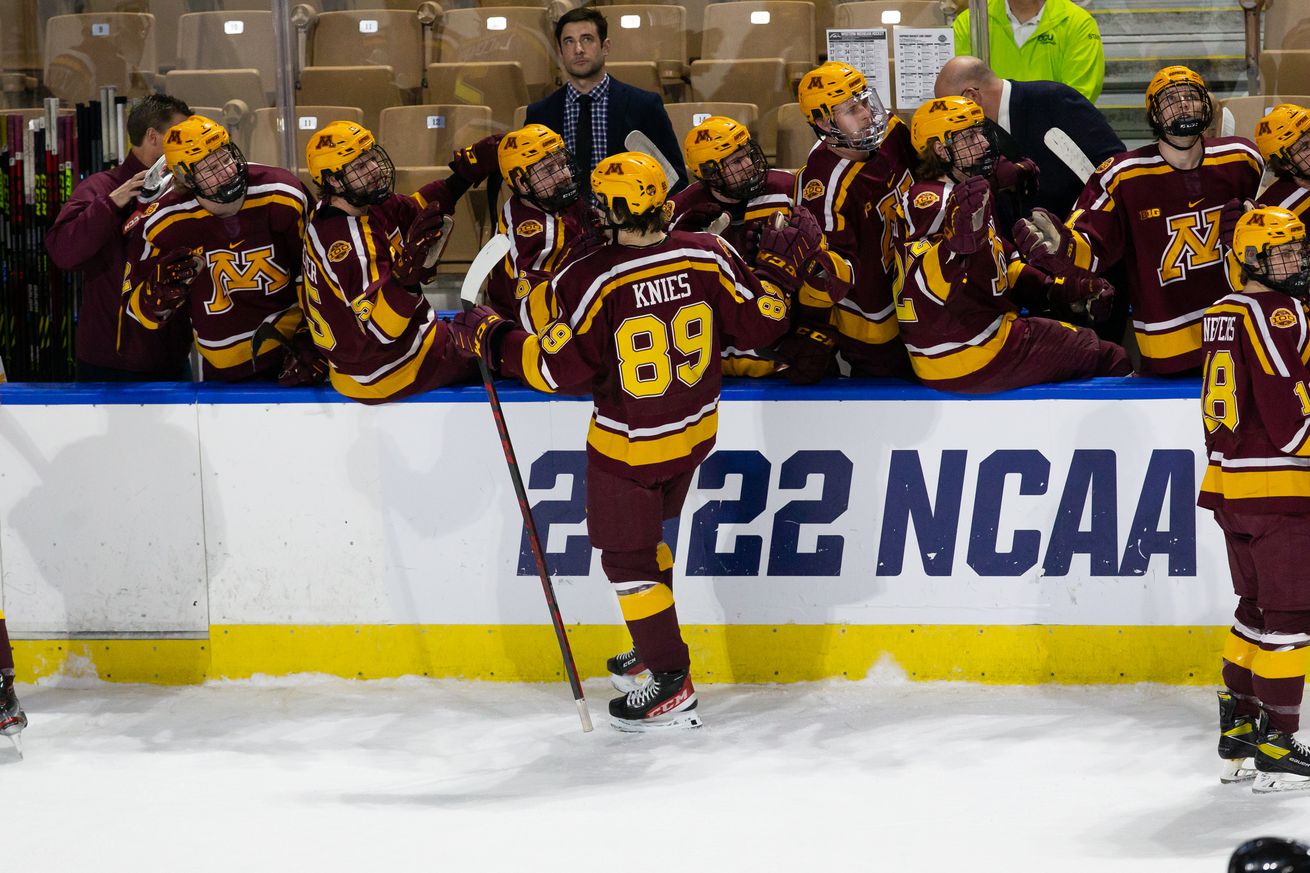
[576,93,593,201]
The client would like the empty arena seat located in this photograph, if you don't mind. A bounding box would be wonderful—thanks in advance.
[248,105,364,167]
[701,2,816,80]
[44,13,157,105]
[423,61,529,133]
[689,58,791,158]
[832,1,948,56]
[378,104,496,166]
[602,5,688,84]
[308,10,430,93]
[176,12,277,100]
[298,65,402,132]
[1260,50,1310,96]
[665,102,761,152]
[164,69,270,113]
[437,7,555,102]
[774,101,818,170]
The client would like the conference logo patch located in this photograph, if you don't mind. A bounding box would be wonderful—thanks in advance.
[1095,157,1114,174]
[1271,307,1298,329]
[913,190,940,209]
[328,241,352,262]
[517,219,544,238]
[802,179,825,201]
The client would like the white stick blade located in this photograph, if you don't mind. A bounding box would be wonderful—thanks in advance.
[623,131,677,189]
[1042,127,1097,184]
[460,233,512,307]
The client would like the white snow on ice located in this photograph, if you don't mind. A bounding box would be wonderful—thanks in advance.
[7,675,1308,871]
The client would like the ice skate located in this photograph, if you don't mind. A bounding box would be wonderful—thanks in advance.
[1218,690,1259,783]
[609,669,702,732]
[0,680,26,760]
[1252,730,1310,794]
[606,646,650,693]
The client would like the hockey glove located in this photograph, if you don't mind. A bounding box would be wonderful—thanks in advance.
[449,133,505,186]
[451,304,514,371]
[943,176,993,256]
[142,247,202,322]
[672,201,729,234]
[1013,207,1081,275]
[992,156,1040,197]
[771,322,837,385]
[1218,197,1252,250]
[277,326,329,387]
[1067,277,1115,323]
[755,208,822,294]
[393,206,452,287]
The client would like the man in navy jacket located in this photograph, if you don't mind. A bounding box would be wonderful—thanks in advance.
[526,7,687,194]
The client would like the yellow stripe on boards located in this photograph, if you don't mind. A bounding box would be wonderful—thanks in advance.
[1252,646,1310,681]
[618,583,675,622]
[12,625,1228,685]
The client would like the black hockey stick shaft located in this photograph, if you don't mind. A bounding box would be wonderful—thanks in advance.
[465,321,592,732]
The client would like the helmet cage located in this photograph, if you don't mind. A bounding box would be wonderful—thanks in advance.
[182,142,248,204]
[944,121,999,180]
[1149,82,1213,143]
[1241,237,1310,299]
[514,146,581,212]
[820,87,889,152]
[701,139,769,201]
[327,145,396,208]
[1279,129,1310,181]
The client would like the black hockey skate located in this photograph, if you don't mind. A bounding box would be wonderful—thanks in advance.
[1253,730,1310,794]
[609,669,702,732]
[0,673,26,759]
[1218,690,1259,783]
[606,646,650,694]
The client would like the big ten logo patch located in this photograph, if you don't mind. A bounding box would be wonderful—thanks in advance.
[204,246,290,315]
[1158,205,1224,285]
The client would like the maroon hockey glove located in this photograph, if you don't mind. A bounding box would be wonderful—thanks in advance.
[1218,197,1250,250]
[451,304,514,370]
[1068,277,1115,323]
[672,201,728,234]
[755,208,822,293]
[992,156,1040,196]
[944,176,993,256]
[393,205,451,287]
[449,133,505,186]
[772,322,837,385]
[142,247,202,322]
[277,327,329,387]
[1013,207,1081,275]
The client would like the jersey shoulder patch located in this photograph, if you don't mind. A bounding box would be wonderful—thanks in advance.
[802,178,825,202]
[1270,306,1299,329]
[1094,156,1114,174]
[517,219,544,238]
[327,240,352,263]
[913,190,940,209]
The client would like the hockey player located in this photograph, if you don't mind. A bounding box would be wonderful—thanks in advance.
[673,115,850,382]
[299,121,499,402]
[449,152,797,730]
[1199,206,1310,793]
[0,609,23,754]
[898,96,1129,392]
[1017,66,1263,376]
[124,115,321,383]
[795,60,915,377]
[489,124,597,334]
[1254,103,1310,218]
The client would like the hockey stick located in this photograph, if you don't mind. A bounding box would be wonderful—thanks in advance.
[1043,127,1097,184]
[623,131,677,189]
[460,233,593,733]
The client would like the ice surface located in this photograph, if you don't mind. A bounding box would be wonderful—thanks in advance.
[7,675,1307,872]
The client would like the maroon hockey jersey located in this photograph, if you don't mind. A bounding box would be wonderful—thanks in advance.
[301,177,473,402]
[501,230,790,482]
[1069,138,1263,374]
[795,115,916,376]
[487,196,590,333]
[1199,289,1310,514]
[125,164,309,380]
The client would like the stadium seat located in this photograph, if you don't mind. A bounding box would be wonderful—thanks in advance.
[701,2,816,82]
[774,101,817,170]
[248,105,364,167]
[84,0,184,72]
[437,8,555,102]
[665,102,760,153]
[0,0,49,75]
[308,10,430,93]
[1219,93,1310,141]
[602,5,688,85]
[1260,50,1310,96]
[392,166,487,270]
[1265,3,1310,51]
[43,13,157,105]
[606,61,662,98]
[378,104,496,166]
[832,1,948,57]
[424,61,529,133]
[164,69,270,113]
[512,105,528,130]
[176,12,277,100]
[298,66,402,132]
[689,59,791,158]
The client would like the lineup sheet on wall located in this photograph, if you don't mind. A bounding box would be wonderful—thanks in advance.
[894,27,955,110]
[826,29,893,110]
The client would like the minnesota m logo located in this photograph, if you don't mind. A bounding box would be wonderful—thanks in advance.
[694,129,713,143]
[205,246,290,315]
[1158,206,1223,285]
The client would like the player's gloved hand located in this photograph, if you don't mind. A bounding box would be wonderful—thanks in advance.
[944,176,993,255]
[451,304,514,370]
[771,322,837,385]
[449,133,505,186]
[393,205,451,287]
[755,208,822,293]
[992,156,1040,196]
[564,202,606,261]
[142,246,202,321]
[1013,207,1079,274]
[672,201,728,234]
[1068,277,1115,323]
[277,327,329,387]
[1218,197,1253,250]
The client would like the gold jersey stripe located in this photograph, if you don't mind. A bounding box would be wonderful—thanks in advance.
[618,582,676,622]
[1252,646,1310,680]
[586,409,719,467]
[909,312,1017,383]
[196,307,301,369]
[328,318,442,400]
[1201,464,1310,500]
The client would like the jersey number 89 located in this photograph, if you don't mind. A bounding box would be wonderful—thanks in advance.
[615,302,714,398]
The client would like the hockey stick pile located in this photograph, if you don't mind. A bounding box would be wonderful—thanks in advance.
[0,93,124,382]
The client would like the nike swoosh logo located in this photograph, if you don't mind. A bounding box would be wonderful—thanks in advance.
[1188,199,1204,208]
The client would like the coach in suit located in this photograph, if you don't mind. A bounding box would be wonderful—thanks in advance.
[526,6,687,196]
[935,55,1124,218]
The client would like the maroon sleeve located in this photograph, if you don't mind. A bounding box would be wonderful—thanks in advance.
[709,236,791,352]
[45,174,130,270]
[1240,298,1310,455]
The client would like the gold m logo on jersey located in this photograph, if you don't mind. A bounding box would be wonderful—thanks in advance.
[205,246,290,315]
[1158,206,1223,285]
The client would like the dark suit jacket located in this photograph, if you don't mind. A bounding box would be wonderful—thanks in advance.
[525,75,689,191]
[1000,79,1124,218]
